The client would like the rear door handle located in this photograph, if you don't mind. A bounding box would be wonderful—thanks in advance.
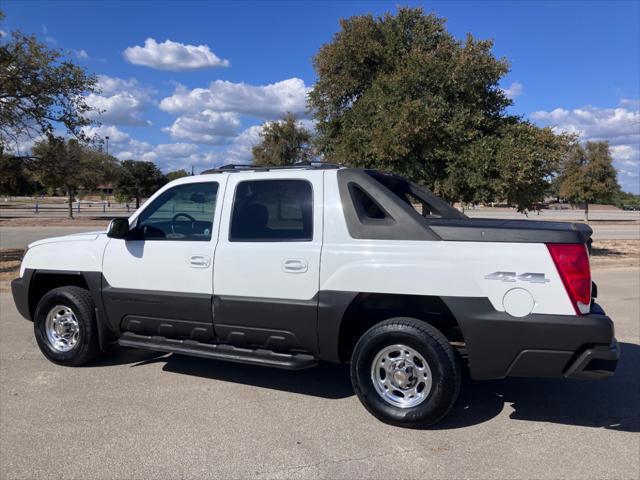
[189,255,211,268]
[282,258,308,273]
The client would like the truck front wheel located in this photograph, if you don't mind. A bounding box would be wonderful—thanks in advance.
[33,286,100,366]
[350,317,461,428]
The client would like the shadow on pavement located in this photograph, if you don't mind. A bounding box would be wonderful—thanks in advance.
[161,354,354,400]
[436,342,639,432]
[94,342,639,430]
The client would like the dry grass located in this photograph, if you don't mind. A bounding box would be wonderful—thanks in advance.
[0,248,24,289]
[590,240,640,269]
[0,217,112,227]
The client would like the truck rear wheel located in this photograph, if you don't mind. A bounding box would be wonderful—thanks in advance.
[33,286,100,366]
[350,317,461,428]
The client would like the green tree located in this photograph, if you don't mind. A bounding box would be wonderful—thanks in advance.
[492,123,574,211]
[252,113,312,166]
[308,7,571,211]
[30,137,117,217]
[559,141,620,221]
[613,190,640,210]
[115,160,167,209]
[0,10,99,148]
[166,169,190,181]
[0,150,41,196]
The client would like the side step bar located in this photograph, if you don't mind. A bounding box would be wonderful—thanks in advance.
[118,332,318,370]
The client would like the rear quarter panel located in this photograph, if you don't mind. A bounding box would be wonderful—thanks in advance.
[320,171,574,316]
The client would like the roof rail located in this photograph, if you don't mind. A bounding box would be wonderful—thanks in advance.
[201,161,342,175]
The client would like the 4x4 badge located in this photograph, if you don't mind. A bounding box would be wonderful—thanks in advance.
[485,271,550,284]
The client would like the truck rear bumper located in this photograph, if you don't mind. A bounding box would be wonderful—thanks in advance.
[441,297,618,380]
[563,340,619,379]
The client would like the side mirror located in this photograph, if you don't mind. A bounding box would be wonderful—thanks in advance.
[107,218,130,239]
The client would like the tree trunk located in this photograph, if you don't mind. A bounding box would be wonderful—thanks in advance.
[67,188,74,219]
[584,202,589,222]
[135,195,140,209]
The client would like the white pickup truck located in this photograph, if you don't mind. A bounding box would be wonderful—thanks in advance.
[11,164,618,427]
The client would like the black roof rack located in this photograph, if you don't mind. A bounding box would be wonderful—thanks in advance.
[201,161,342,175]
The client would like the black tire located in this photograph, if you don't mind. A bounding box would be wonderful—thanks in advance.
[350,317,461,428]
[33,286,100,366]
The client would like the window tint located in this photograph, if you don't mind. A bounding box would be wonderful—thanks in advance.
[230,179,313,242]
[402,191,439,217]
[366,171,465,219]
[349,183,389,220]
[137,182,219,241]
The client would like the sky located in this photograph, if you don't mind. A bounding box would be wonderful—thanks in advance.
[2,0,639,193]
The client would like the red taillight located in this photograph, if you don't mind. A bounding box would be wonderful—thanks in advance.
[547,243,591,315]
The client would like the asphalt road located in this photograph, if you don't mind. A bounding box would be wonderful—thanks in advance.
[1,222,639,250]
[0,267,638,479]
[464,209,640,222]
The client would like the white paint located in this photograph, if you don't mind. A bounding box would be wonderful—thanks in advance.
[18,168,576,316]
[212,170,324,301]
[502,288,535,317]
[102,177,226,294]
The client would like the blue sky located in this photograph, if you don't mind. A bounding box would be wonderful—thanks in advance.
[2,0,639,192]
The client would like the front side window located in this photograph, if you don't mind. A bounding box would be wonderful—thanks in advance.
[136,182,219,241]
[230,179,313,242]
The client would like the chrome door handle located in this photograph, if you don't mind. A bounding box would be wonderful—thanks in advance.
[189,255,211,268]
[282,258,308,273]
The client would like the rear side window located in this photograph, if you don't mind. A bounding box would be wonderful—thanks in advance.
[230,179,313,242]
[349,183,390,221]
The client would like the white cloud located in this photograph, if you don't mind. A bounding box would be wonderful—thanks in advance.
[123,38,229,71]
[224,125,264,164]
[163,110,240,144]
[159,78,310,120]
[80,125,202,169]
[86,75,155,126]
[42,26,56,45]
[81,125,131,143]
[620,98,640,109]
[118,139,158,162]
[153,142,199,158]
[531,99,640,193]
[0,30,7,38]
[74,49,89,60]
[503,81,524,99]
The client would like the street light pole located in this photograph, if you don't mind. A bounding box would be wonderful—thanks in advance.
[104,135,111,208]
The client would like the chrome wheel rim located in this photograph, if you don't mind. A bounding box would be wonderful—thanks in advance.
[370,344,432,408]
[45,305,80,352]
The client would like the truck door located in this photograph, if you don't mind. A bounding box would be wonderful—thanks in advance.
[212,171,324,353]
[102,178,224,341]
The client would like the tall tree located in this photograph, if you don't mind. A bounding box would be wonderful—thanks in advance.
[166,169,190,181]
[308,7,571,211]
[0,149,40,196]
[115,160,167,208]
[30,137,117,218]
[0,10,99,148]
[252,113,312,166]
[559,141,620,221]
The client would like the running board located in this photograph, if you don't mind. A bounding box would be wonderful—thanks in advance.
[118,332,318,370]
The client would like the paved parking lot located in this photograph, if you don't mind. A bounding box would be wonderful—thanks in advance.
[0,267,638,479]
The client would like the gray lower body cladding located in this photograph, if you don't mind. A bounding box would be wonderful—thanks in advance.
[441,297,617,380]
[11,270,617,379]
